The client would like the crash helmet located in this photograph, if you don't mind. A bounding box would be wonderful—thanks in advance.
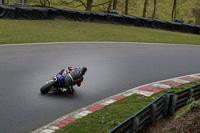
[79,66,87,75]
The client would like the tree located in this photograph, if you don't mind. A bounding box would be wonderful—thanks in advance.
[152,0,157,18]
[57,0,110,11]
[143,0,148,17]
[86,0,93,11]
[58,0,93,11]
[113,0,117,10]
[171,0,177,21]
[125,0,129,15]
[92,0,112,12]
[107,0,112,10]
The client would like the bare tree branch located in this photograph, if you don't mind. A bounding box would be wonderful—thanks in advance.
[75,0,86,8]
[92,1,110,8]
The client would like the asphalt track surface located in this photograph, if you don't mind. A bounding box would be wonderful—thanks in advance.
[1,42,200,133]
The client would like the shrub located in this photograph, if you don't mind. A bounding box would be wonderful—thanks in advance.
[186,98,195,105]
[189,101,200,110]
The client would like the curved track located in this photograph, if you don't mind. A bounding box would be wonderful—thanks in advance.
[1,42,200,133]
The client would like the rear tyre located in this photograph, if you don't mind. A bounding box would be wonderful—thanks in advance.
[40,80,56,94]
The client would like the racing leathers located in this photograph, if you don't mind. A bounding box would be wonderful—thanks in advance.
[58,66,86,95]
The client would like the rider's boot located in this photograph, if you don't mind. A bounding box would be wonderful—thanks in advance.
[68,86,75,95]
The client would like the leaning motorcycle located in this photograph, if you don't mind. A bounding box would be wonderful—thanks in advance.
[40,74,70,94]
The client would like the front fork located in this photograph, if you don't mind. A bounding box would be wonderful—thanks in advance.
[48,76,59,91]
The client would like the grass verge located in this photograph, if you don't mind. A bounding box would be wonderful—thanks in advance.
[0,19,200,45]
[55,80,200,133]
[175,98,200,119]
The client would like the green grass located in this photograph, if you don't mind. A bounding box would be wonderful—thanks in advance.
[55,80,200,133]
[0,19,200,45]
[175,98,200,119]
[55,93,163,133]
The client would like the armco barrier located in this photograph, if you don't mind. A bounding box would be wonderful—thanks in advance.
[0,5,200,35]
[109,84,200,133]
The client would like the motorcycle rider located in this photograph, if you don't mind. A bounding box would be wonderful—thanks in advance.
[58,66,87,95]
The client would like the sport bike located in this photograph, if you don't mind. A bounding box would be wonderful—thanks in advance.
[40,74,71,94]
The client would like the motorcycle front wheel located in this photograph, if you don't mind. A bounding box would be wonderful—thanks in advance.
[40,80,57,94]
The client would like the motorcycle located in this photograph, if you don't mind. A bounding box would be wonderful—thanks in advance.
[40,74,71,94]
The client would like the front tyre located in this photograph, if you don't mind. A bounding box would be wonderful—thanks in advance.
[40,80,57,94]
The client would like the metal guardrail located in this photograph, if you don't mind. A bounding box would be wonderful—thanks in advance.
[109,84,200,133]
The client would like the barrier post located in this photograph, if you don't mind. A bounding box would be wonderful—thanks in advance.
[189,88,194,98]
[170,94,177,113]
[132,116,139,133]
[0,0,2,5]
[150,103,157,123]
[163,93,170,116]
